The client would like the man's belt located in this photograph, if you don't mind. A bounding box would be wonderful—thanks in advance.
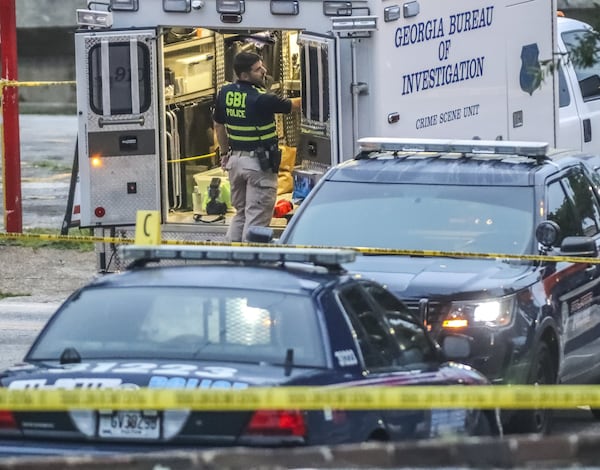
[231,149,256,157]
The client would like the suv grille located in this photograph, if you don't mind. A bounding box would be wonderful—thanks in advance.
[402,299,444,327]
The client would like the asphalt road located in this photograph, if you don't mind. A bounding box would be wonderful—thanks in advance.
[0,113,80,365]
[0,114,78,232]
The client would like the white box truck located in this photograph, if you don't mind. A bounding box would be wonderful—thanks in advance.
[70,0,600,269]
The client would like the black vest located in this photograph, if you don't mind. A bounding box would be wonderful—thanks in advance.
[215,81,278,151]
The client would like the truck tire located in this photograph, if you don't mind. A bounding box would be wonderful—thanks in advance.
[505,343,555,434]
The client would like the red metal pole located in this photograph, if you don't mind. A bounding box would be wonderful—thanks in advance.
[0,0,22,233]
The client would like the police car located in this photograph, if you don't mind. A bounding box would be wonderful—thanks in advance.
[0,245,498,455]
[273,138,600,435]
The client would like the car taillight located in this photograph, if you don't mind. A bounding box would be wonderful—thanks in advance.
[0,411,17,429]
[244,410,306,437]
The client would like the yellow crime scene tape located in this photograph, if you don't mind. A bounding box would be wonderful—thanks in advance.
[0,79,76,89]
[167,151,217,164]
[0,385,599,411]
[2,230,600,265]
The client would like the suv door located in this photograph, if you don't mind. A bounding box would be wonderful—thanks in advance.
[545,166,600,383]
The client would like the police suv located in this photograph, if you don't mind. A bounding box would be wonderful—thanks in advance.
[274,138,600,434]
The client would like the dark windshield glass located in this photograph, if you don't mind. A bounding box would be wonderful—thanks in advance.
[286,182,534,254]
[29,287,326,367]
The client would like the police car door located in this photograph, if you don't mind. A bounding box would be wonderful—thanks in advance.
[546,167,600,383]
[75,30,160,226]
[297,32,341,167]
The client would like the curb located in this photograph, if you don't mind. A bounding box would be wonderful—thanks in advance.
[0,434,595,469]
[0,301,60,314]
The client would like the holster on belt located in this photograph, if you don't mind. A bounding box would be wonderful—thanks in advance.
[255,145,281,173]
[268,145,282,173]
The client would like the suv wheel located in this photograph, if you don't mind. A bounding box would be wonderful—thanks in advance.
[505,343,555,434]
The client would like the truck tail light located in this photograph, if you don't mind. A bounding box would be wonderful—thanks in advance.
[90,155,103,168]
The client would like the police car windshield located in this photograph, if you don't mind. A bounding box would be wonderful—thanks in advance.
[28,287,327,368]
[285,182,535,255]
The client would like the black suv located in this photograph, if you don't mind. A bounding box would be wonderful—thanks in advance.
[273,138,600,434]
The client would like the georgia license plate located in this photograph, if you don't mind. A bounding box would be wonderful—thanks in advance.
[98,410,160,439]
[430,408,467,435]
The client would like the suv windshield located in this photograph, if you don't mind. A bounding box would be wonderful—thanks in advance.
[29,287,326,368]
[286,182,534,254]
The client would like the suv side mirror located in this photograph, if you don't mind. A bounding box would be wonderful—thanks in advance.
[560,236,599,257]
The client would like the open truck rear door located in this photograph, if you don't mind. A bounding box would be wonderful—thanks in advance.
[75,29,160,227]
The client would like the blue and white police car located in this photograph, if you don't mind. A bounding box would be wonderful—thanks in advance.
[0,245,499,455]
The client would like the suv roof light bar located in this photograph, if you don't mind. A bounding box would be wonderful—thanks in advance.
[357,137,549,158]
[120,245,357,268]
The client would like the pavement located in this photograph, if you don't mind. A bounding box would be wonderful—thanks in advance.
[0,114,78,232]
[0,114,80,368]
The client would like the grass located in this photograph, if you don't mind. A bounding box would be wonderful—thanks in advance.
[0,228,95,251]
[0,228,95,299]
[0,291,27,300]
[31,160,72,173]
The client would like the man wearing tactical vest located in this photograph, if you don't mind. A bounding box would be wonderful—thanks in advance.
[213,51,301,242]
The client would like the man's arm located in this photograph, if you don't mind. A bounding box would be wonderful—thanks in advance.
[214,121,229,153]
[290,97,302,112]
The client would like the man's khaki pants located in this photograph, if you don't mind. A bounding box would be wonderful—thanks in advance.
[226,151,278,242]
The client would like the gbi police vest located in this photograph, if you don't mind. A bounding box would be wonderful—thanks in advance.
[214,81,291,151]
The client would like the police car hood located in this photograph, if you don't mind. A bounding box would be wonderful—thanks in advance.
[349,254,534,298]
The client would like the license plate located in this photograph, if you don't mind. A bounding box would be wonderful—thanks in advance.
[430,409,467,435]
[98,410,160,439]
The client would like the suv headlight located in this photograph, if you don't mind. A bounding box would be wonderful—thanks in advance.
[443,297,515,329]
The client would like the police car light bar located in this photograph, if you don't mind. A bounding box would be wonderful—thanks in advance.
[120,245,357,267]
[357,137,549,158]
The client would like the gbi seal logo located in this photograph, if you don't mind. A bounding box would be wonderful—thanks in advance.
[520,43,542,96]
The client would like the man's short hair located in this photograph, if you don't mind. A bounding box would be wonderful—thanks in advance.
[234,51,262,77]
